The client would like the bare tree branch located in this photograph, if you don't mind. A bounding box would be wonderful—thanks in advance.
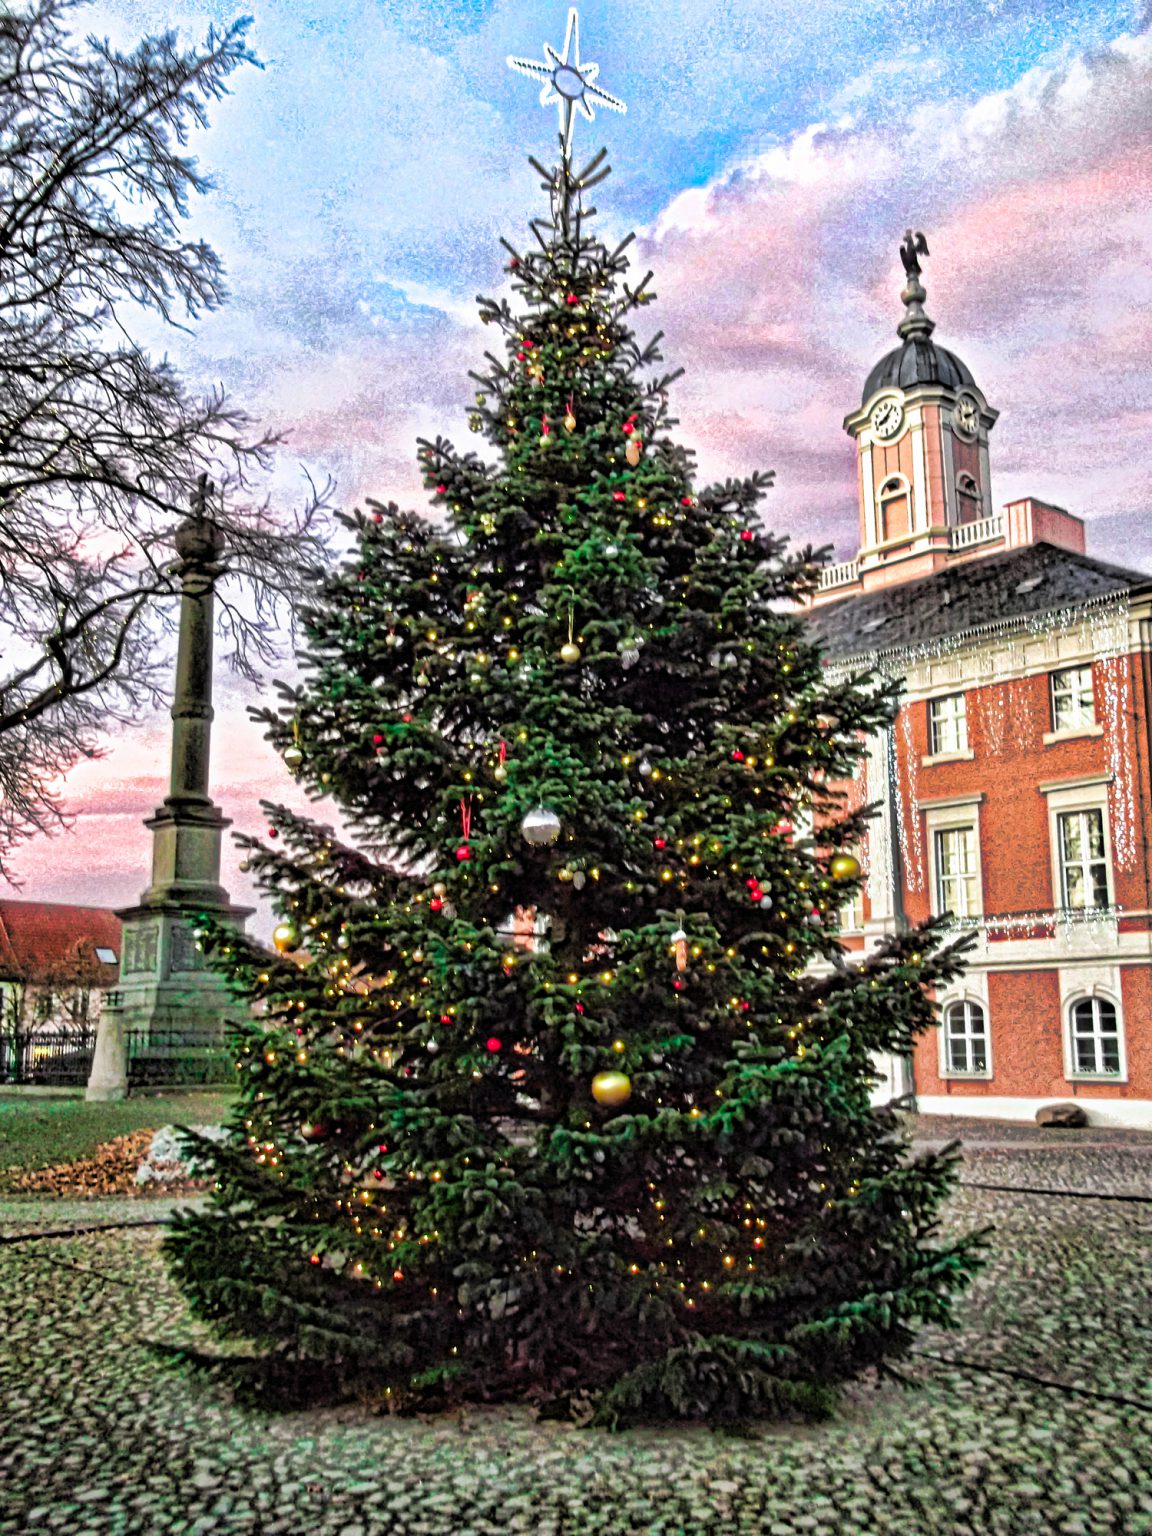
[0,1,335,879]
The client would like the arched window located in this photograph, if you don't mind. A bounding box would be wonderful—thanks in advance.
[878,475,911,543]
[956,473,982,525]
[1069,997,1121,1076]
[943,998,988,1074]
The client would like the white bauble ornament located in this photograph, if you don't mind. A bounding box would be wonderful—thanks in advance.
[521,806,561,846]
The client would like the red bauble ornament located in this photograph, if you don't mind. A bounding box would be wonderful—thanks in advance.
[566,293,579,304]
[613,490,626,502]
[456,844,472,862]
[372,733,384,745]
[673,978,684,991]
[740,530,753,542]
[731,749,745,761]
[440,1013,452,1024]
[430,897,443,912]
[486,1037,502,1053]
[749,890,764,903]
[653,837,667,849]
[436,483,446,494]
[373,512,383,523]
[267,827,279,839]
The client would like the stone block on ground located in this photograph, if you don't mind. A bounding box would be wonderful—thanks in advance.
[1035,1103,1089,1129]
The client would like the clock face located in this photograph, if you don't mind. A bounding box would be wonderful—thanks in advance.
[870,399,903,440]
[954,395,979,436]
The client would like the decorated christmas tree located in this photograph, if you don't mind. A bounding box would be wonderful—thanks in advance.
[167,15,986,1423]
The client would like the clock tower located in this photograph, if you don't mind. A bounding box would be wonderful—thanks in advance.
[840,230,998,590]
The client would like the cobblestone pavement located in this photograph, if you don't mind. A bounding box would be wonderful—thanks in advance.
[1,1140,1150,1536]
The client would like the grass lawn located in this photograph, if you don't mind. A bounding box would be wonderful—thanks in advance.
[0,1090,236,1177]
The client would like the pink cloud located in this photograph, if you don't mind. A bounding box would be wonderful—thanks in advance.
[10,26,1152,914]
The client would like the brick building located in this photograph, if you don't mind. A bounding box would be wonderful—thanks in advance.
[808,233,1152,1129]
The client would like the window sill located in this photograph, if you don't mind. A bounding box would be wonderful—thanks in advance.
[1066,1072,1126,1085]
[1042,724,1104,745]
[940,1070,993,1081]
[922,749,975,766]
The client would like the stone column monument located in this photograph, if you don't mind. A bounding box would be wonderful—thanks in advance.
[87,477,253,1101]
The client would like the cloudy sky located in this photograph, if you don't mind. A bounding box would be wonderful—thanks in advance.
[12,0,1152,931]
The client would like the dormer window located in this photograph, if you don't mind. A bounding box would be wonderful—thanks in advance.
[956,472,981,524]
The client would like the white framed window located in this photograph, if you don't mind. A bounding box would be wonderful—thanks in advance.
[1057,808,1110,910]
[942,998,990,1075]
[1041,775,1113,915]
[934,826,980,917]
[1051,666,1095,733]
[836,883,865,933]
[1068,995,1122,1077]
[924,795,985,921]
[929,693,968,755]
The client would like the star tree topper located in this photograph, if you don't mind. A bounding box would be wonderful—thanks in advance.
[507,7,626,157]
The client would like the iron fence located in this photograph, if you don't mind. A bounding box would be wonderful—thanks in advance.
[0,1026,236,1088]
[125,1028,235,1088]
[0,1026,96,1086]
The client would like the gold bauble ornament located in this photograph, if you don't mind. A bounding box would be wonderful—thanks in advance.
[559,641,581,664]
[592,1071,632,1108]
[625,436,643,467]
[830,852,862,882]
[563,411,577,433]
[493,764,508,783]
[283,744,304,770]
[272,921,300,955]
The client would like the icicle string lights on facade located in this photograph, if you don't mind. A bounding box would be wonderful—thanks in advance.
[830,592,1139,885]
[941,905,1122,945]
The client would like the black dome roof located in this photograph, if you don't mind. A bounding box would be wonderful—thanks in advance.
[863,337,975,406]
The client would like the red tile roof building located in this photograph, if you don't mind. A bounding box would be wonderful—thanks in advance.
[0,900,122,1032]
[808,235,1152,1129]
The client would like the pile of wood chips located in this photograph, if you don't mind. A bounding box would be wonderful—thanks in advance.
[0,1129,209,1199]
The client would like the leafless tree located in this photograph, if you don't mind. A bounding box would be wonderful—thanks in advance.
[0,1,332,878]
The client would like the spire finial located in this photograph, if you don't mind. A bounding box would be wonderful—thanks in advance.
[507,8,626,162]
[897,228,934,341]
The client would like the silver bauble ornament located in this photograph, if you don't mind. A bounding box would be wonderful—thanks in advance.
[521,806,561,846]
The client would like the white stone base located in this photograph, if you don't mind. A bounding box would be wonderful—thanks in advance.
[915,1093,1152,1131]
